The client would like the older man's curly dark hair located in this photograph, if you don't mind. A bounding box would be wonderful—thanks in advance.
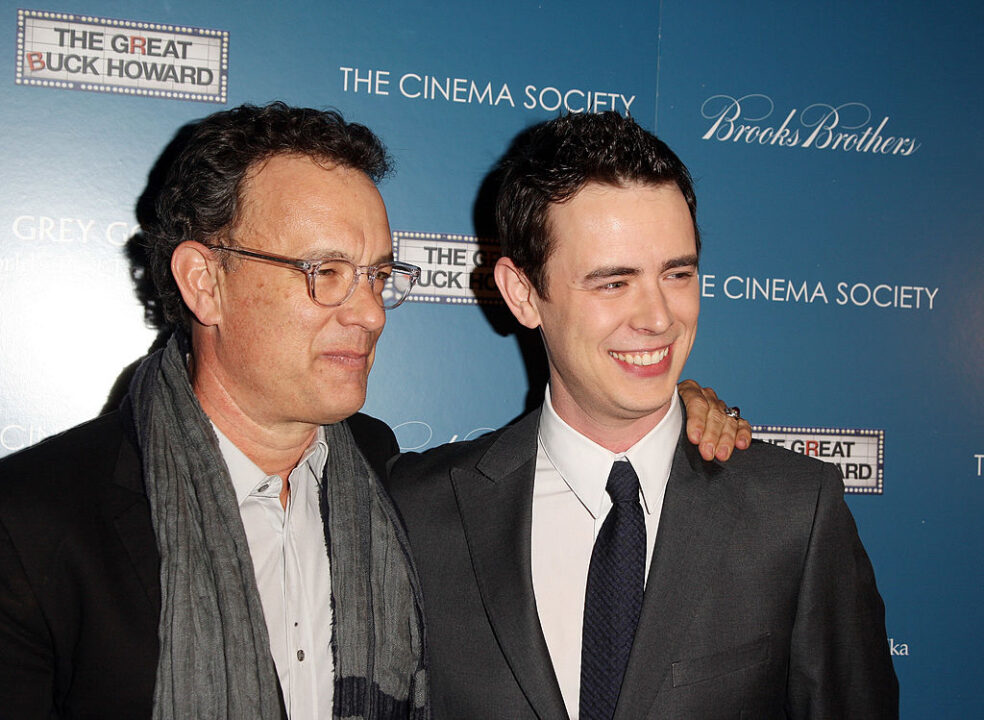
[144,101,391,331]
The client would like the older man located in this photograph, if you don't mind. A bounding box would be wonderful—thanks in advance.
[386,112,898,719]
[0,103,427,720]
[0,103,745,720]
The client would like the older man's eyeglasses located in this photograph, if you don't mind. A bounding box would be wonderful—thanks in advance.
[207,245,421,310]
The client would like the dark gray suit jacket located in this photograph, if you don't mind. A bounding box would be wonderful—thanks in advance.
[386,408,898,719]
[0,403,398,719]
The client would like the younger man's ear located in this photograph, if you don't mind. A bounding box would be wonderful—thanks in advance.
[494,257,542,330]
[171,241,222,327]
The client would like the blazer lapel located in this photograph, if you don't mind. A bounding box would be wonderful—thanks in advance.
[615,435,741,720]
[451,411,569,720]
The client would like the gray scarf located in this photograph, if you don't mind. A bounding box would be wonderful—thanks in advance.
[129,334,428,719]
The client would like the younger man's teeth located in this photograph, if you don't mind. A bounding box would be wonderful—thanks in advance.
[610,348,668,366]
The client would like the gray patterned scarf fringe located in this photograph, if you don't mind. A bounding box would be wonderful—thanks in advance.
[129,333,428,719]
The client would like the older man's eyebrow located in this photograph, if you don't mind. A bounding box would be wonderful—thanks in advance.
[302,245,349,259]
[303,248,395,265]
[363,250,396,265]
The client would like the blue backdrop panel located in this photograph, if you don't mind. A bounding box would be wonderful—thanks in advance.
[1,1,981,715]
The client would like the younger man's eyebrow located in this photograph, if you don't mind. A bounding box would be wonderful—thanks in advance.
[582,253,699,281]
[661,254,699,272]
[583,265,640,281]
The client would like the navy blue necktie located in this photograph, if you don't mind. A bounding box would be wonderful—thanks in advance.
[579,460,646,720]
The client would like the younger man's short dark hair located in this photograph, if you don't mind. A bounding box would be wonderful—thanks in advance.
[495,111,699,298]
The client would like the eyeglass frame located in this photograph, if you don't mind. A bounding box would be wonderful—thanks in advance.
[205,244,421,309]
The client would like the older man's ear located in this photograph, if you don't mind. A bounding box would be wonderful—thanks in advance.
[171,241,222,328]
[678,379,752,461]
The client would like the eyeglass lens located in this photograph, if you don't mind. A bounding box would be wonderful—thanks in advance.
[314,260,415,308]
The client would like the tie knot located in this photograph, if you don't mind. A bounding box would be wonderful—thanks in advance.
[606,460,640,504]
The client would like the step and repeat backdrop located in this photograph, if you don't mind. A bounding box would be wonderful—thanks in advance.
[1,1,981,715]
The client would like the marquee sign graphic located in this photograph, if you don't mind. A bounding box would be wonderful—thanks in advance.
[395,231,502,305]
[753,425,885,494]
[15,9,228,102]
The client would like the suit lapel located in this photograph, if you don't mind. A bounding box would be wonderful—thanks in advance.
[451,411,569,720]
[615,435,741,720]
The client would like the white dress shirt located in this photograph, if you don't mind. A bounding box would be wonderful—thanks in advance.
[531,388,682,720]
[215,425,334,720]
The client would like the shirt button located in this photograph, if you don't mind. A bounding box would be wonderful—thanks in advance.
[257,483,269,493]
[297,649,305,661]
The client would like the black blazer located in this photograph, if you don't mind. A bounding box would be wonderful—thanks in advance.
[0,405,398,719]
[385,409,899,720]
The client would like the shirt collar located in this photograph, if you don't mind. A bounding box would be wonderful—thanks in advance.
[213,424,329,506]
[538,386,682,519]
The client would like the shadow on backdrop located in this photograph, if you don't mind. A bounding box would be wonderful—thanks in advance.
[101,120,201,413]
[472,121,551,424]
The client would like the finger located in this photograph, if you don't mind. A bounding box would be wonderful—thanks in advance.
[679,379,711,444]
[713,412,740,461]
[735,418,753,450]
[699,393,728,461]
[713,410,752,460]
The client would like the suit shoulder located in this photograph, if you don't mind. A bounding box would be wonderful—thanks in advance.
[718,437,842,495]
[0,412,130,516]
[389,423,507,480]
[345,411,396,443]
[344,412,398,478]
[0,412,126,482]
[730,437,830,469]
